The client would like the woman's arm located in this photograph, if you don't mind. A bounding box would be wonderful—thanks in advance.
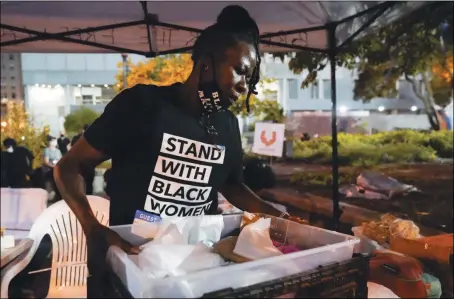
[54,136,108,234]
[219,182,283,217]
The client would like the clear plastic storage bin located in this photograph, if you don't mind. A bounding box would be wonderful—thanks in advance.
[107,215,360,298]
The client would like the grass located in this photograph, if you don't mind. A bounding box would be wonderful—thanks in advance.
[290,130,453,166]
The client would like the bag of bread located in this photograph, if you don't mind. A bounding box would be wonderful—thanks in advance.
[213,236,251,263]
[389,219,420,240]
[360,213,400,245]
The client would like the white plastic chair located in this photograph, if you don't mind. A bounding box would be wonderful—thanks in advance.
[1,195,109,299]
[0,188,48,239]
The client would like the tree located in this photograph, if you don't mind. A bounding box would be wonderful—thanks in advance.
[1,101,50,168]
[431,55,454,106]
[256,100,285,124]
[229,75,284,123]
[64,107,100,135]
[277,2,453,130]
[228,93,260,118]
[115,54,193,92]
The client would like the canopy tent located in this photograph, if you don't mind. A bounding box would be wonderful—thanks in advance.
[1,1,426,55]
[0,1,430,230]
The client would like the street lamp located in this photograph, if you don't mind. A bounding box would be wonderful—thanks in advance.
[339,105,348,113]
[121,53,129,89]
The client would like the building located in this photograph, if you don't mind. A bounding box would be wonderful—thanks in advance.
[1,53,24,118]
[21,53,433,135]
[1,53,23,101]
[260,54,432,134]
[21,53,146,135]
[260,54,427,113]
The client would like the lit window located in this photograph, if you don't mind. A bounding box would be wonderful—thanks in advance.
[397,79,409,98]
[287,79,298,100]
[311,81,319,99]
[323,79,331,99]
[82,94,93,105]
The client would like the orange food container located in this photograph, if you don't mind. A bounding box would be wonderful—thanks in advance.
[389,233,453,265]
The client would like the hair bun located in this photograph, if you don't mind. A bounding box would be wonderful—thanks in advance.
[216,5,253,27]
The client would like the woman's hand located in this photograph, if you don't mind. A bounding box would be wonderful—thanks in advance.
[87,223,141,256]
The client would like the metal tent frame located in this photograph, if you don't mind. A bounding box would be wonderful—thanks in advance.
[0,1,432,231]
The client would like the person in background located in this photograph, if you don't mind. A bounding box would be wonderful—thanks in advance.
[43,138,63,201]
[2,138,34,188]
[1,150,9,187]
[71,124,90,146]
[57,131,70,155]
[103,168,112,199]
[436,108,452,130]
[300,133,311,142]
[71,124,95,195]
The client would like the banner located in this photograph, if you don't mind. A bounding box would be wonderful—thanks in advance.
[252,123,285,157]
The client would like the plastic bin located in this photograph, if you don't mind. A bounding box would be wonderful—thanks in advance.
[107,214,360,298]
[202,253,370,298]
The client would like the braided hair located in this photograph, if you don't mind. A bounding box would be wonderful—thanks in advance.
[192,5,261,112]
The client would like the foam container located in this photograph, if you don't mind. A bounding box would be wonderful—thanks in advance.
[107,214,359,298]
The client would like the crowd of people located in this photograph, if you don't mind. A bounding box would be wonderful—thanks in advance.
[1,124,96,200]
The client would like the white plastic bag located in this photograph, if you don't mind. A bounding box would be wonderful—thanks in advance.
[233,217,283,260]
[151,215,224,245]
[138,243,197,278]
[367,282,400,298]
[357,171,419,198]
[177,243,226,274]
[137,216,225,278]
[351,226,386,254]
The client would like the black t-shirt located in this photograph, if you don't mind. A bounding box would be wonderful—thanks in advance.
[84,83,243,226]
[4,146,34,177]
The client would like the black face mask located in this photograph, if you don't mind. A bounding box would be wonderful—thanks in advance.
[197,57,227,115]
[197,82,225,114]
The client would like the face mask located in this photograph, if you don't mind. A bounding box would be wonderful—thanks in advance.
[6,147,14,153]
[49,141,57,148]
[197,84,225,114]
[197,57,226,115]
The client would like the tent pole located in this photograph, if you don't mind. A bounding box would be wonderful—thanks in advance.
[121,53,129,89]
[327,23,343,232]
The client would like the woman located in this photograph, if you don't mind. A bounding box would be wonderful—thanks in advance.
[2,138,34,188]
[43,138,63,201]
[55,5,302,266]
